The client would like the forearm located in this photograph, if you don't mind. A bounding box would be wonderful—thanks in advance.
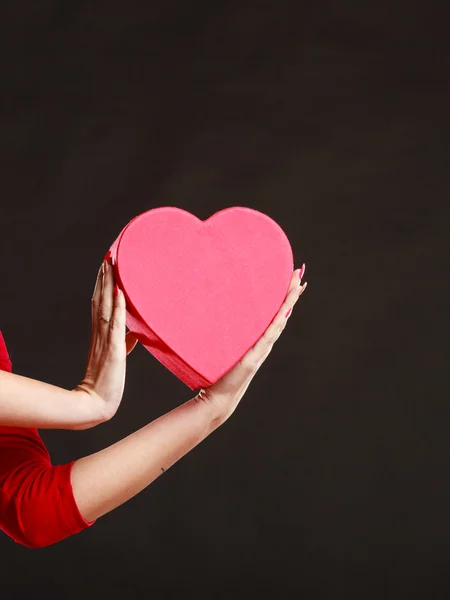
[0,371,104,429]
[71,397,223,522]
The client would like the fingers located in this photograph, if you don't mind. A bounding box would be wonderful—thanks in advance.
[288,265,303,293]
[108,283,127,352]
[250,267,307,359]
[91,262,104,339]
[273,282,307,343]
[125,332,139,355]
[90,257,132,360]
[194,265,308,406]
[98,261,115,338]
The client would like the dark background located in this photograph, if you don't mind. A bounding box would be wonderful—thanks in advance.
[1,1,449,598]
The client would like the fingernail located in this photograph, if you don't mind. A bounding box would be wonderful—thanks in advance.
[104,250,111,262]
[298,263,306,281]
[114,284,120,297]
[285,308,292,318]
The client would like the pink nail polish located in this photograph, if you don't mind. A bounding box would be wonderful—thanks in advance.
[114,284,120,297]
[298,263,306,280]
[285,308,292,318]
[104,250,111,262]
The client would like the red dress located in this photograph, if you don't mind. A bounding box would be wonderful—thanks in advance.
[0,331,93,548]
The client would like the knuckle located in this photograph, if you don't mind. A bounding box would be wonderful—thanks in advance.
[98,307,112,323]
[264,330,277,346]
[108,335,122,354]
[111,335,127,357]
[110,316,123,332]
[239,354,256,374]
[247,353,257,368]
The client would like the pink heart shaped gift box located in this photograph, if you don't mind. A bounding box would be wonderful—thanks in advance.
[108,207,294,390]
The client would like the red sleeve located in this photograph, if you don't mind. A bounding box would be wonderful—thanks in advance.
[0,331,12,373]
[0,331,94,548]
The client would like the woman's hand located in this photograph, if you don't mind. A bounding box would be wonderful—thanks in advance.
[0,257,137,429]
[69,265,307,522]
[74,257,138,426]
[195,265,307,423]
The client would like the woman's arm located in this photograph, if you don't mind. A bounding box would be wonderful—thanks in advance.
[72,396,221,521]
[0,259,137,430]
[0,371,106,429]
[71,269,307,522]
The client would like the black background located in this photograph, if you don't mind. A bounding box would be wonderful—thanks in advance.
[1,1,449,598]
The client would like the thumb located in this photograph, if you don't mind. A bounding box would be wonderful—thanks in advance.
[125,332,139,355]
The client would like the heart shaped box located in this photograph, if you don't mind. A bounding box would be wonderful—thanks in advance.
[109,207,294,390]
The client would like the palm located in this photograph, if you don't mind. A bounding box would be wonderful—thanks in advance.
[197,268,307,418]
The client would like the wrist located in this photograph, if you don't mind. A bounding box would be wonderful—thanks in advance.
[191,391,233,430]
[71,386,110,429]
